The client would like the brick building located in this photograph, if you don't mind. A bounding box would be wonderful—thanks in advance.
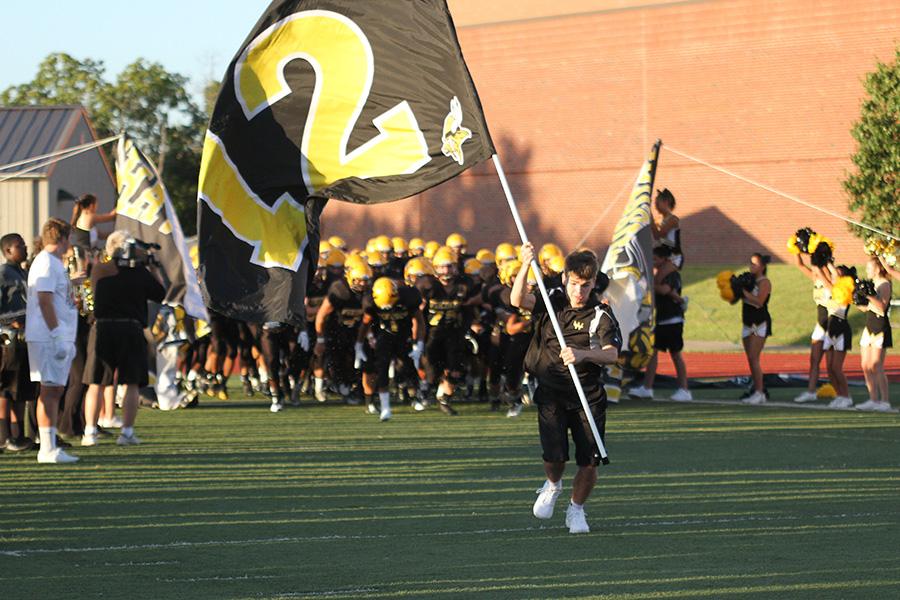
[321,0,898,265]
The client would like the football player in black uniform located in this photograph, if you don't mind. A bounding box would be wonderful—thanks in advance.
[417,247,480,415]
[512,242,622,535]
[314,258,371,404]
[306,249,343,402]
[497,260,538,418]
[357,277,425,421]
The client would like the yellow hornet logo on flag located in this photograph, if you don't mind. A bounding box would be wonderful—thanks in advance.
[572,321,584,331]
[441,96,472,165]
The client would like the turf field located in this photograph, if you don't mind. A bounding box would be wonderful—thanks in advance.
[2,388,900,599]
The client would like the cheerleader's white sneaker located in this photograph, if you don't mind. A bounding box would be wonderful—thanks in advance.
[743,391,767,405]
[628,385,653,399]
[793,391,818,403]
[670,388,692,402]
[828,396,854,409]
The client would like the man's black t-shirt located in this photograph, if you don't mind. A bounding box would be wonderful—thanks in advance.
[93,266,165,326]
[362,285,421,338]
[525,287,622,404]
[326,278,365,329]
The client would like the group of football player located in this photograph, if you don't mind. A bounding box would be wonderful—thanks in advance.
[176,234,568,421]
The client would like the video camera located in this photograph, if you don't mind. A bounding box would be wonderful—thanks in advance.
[116,237,162,268]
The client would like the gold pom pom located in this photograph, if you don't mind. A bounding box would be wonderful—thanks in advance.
[816,383,837,399]
[831,276,855,306]
[787,234,801,255]
[716,270,735,303]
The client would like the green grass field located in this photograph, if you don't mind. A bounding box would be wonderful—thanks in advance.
[681,264,900,348]
[2,388,900,600]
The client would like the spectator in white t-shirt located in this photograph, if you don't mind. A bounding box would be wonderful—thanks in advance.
[25,218,84,464]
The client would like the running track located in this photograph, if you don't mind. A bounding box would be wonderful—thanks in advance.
[656,352,900,382]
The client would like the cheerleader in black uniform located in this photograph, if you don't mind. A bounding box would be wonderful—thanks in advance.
[793,253,832,402]
[822,264,855,409]
[741,254,772,405]
[857,256,893,411]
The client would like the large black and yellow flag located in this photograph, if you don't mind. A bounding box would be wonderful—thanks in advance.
[198,0,494,322]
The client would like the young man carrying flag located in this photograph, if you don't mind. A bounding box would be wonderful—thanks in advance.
[511,242,622,534]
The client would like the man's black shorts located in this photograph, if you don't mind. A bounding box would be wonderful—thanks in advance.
[653,322,684,353]
[83,320,149,386]
[534,385,606,467]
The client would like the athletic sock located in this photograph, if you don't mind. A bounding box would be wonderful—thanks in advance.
[187,370,198,382]
[122,426,134,438]
[570,500,583,510]
[314,377,325,395]
[39,426,55,451]
[84,425,98,436]
[547,479,561,490]
[379,391,390,411]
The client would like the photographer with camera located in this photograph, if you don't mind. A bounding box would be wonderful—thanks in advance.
[81,231,164,447]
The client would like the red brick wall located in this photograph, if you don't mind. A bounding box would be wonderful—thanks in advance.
[322,0,898,265]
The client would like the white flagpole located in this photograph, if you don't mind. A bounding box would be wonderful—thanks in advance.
[492,154,609,464]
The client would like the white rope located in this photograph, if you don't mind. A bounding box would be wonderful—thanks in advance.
[0,134,121,172]
[575,172,636,248]
[662,145,898,242]
[0,134,122,184]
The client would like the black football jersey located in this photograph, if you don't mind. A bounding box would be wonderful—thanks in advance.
[326,278,365,329]
[363,285,421,338]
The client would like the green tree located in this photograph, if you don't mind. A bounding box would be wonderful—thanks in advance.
[844,47,900,240]
[0,53,114,133]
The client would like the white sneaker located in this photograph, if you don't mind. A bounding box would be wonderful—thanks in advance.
[506,403,524,418]
[314,388,327,403]
[37,448,79,464]
[81,432,98,447]
[366,402,379,415]
[857,400,892,412]
[793,391,818,403]
[565,503,590,534]
[270,400,283,413]
[628,385,653,399]
[532,480,562,519]
[828,396,854,409]
[743,391,767,405]
[670,388,692,402]
[412,400,426,412]
[379,409,392,422]
[116,432,141,446]
[99,416,123,429]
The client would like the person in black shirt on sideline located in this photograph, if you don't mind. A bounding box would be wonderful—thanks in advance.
[0,233,36,452]
[629,246,691,401]
[81,231,165,447]
[511,243,622,534]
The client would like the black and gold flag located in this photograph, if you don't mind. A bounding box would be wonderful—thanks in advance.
[600,141,661,401]
[198,0,494,323]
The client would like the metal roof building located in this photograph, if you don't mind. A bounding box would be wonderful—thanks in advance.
[0,105,116,243]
